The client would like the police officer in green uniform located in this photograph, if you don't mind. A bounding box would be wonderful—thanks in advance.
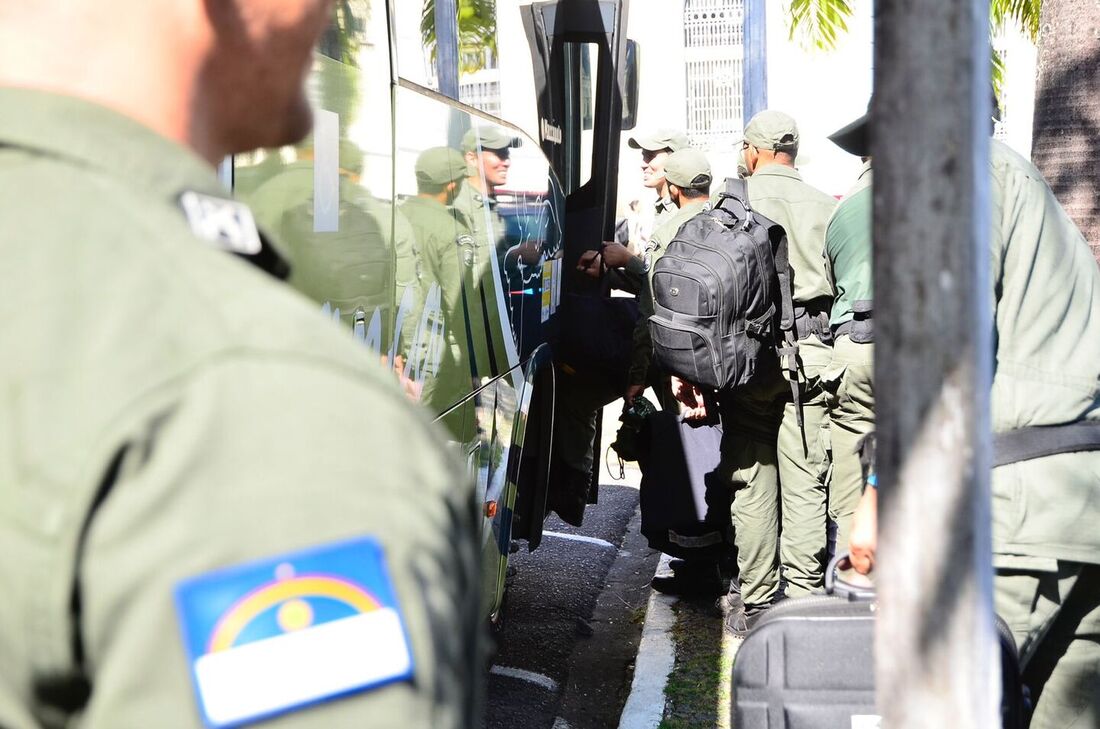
[401,147,477,441]
[625,149,714,410]
[840,110,1100,728]
[453,126,514,255]
[738,111,839,597]
[627,128,692,233]
[451,126,515,381]
[0,2,483,727]
[581,129,694,291]
[622,150,728,595]
[821,117,875,558]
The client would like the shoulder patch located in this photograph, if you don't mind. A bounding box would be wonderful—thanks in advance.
[175,537,414,727]
[179,191,263,255]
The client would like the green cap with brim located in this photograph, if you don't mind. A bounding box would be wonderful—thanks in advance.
[461,126,521,153]
[415,146,468,186]
[664,149,712,190]
[744,110,799,152]
[627,128,690,152]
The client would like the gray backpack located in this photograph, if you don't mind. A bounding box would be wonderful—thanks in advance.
[648,178,799,410]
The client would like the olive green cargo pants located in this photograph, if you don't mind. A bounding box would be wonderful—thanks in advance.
[720,393,783,609]
[776,334,832,597]
[995,563,1100,728]
[823,335,874,556]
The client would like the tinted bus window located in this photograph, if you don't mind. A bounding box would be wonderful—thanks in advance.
[235,2,397,357]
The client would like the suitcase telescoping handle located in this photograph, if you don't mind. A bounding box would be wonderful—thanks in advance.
[824,552,877,602]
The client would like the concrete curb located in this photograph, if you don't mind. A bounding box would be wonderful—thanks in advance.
[617,554,677,729]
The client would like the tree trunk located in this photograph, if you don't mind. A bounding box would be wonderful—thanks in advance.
[1031,0,1100,262]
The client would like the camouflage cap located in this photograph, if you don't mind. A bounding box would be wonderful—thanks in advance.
[663,149,712,190]
[744,110,799,152]
[627,128,690,152]
[415,146,468,186]
[461,126,521,153]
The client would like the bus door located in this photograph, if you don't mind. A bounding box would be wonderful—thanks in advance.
[521,0,634,282]
[510,1,636,545]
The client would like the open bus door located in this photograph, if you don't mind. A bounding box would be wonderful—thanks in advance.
[510,0,636,547]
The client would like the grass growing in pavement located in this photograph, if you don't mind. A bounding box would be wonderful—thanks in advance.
[658,598,738,729]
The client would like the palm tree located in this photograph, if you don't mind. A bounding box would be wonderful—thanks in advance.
[786,0,1039,95]
[1029,0,1100,261]
[789,0,1100,262]
[421,0,499,75]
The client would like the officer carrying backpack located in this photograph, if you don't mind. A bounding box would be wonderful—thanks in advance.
[648,178,800,414]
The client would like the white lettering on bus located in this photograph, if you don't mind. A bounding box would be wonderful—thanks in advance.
[540,119,563,145]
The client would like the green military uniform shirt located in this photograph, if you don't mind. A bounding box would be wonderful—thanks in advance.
[451,179,507,256]
[449,180,513,378]
[747,164,837,379]
[399,194,476,440]
[746,165,836,305]
[988,139,1100,568]
[0,88,483,728]
[652,195,678,233]
[825,160,873,328]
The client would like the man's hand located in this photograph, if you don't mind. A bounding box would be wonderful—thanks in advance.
[599,241,635,268]
[670,376,709,421]
[849,487,878,575]
[576,249,602,278]
[624,383,645,406]
[384,354,422,402]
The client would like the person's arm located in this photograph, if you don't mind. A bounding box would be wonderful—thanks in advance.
[78,360,483,728]
[849,484,877,575]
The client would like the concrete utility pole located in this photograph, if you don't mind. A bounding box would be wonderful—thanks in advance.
[434,0,461,101]
[872,1,999,727]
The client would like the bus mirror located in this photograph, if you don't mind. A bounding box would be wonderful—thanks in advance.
[621,39,640,131]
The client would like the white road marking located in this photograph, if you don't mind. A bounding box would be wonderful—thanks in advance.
[543,531,616,549]
[489,665,560,693]
[552,718,573,729]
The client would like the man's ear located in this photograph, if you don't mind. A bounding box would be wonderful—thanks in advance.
[464,150,478,166]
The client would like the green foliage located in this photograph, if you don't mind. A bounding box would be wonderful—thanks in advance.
[786,0,853,51]
[421,0,499,75]
[785,0,1043,106]
[990,0,1041,40]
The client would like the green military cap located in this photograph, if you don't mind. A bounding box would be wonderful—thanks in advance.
[744,110,799,152]
[461,126,520,153]
[664,149,712,190]
[627,128,690,152]
[415,146,467,186]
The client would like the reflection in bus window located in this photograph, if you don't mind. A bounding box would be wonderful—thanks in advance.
[235,2,398,364]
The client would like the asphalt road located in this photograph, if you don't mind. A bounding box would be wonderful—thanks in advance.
[484,474,661,729]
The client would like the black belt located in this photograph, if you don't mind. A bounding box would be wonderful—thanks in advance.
[793,301,833,343]
[994,421,1100,467]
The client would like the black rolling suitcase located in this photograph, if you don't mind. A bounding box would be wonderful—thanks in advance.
[637,411,732,562]
[731,557,1028,729]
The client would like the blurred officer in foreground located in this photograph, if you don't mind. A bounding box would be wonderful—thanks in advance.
[840,109,1100,728]
[739,110,837,598]
[0,2,483,728]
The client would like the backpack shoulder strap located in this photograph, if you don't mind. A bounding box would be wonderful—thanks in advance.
[771,227,803,426]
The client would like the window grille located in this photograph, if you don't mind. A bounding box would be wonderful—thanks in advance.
[683,0,745,151]
[460,78,502,118]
